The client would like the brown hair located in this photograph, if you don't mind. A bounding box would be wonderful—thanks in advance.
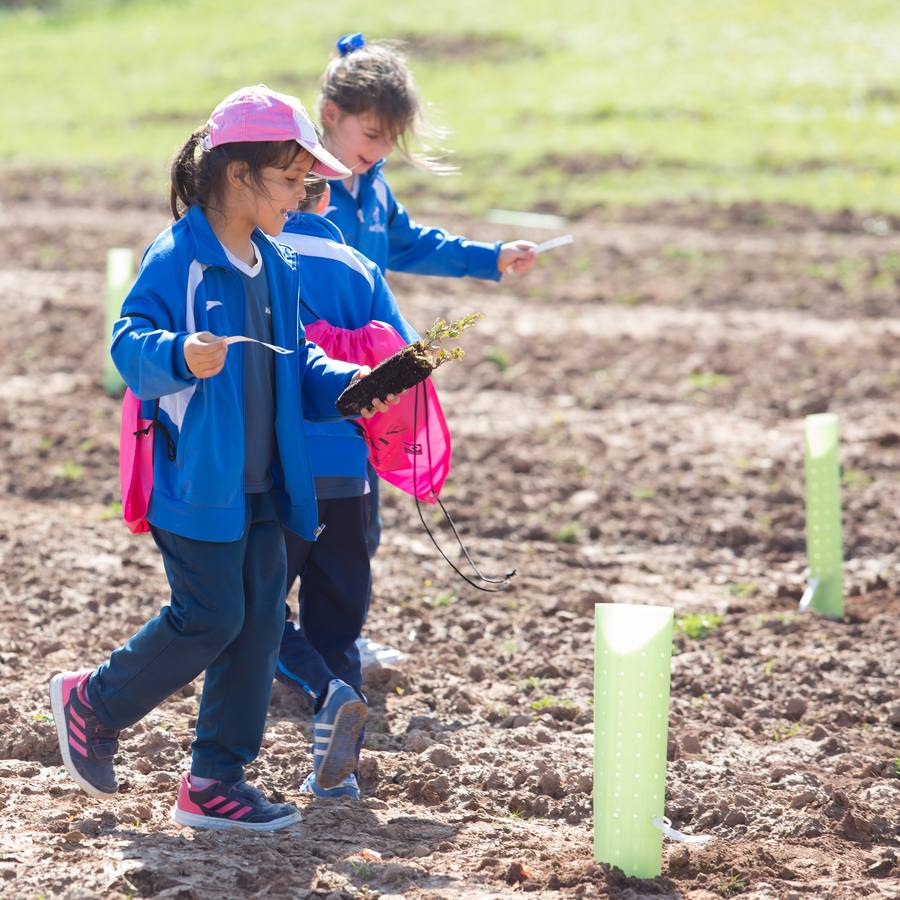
[319,40,455,174]
[169,127,310,220]
[296,176,327,212]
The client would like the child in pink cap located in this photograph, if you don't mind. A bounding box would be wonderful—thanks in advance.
[49,86,397,832]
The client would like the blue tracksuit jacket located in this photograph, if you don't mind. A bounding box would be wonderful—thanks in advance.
[110,205,359,543]
[326,160,503,280]
[278,213,418,481]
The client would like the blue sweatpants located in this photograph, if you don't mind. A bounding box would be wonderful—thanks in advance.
[366,462,381,557]
[278,495,371,700]
[88,492,287,782]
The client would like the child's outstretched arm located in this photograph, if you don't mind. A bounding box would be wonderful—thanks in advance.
[386,192,504,281]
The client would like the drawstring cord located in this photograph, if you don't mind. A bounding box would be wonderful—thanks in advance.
[412,382,516,593]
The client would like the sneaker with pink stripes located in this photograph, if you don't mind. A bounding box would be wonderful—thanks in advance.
[49,670,119,798]
[173,773,300,831]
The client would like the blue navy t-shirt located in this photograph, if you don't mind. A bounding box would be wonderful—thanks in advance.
[225,243,275,493]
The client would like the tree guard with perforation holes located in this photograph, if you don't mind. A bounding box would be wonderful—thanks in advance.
[802,413,844,619]
[593,603,673,878]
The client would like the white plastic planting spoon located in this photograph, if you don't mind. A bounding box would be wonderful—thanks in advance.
[534,234,574,255]
[196,331,293,354]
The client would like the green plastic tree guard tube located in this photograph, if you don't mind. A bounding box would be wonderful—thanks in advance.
[803,413,844,618]
[103,248,134,396]
[594,603,674,878]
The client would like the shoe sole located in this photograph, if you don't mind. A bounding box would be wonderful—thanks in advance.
[49,674,117,800]
[316,700,368,790]
[172,807,301,832]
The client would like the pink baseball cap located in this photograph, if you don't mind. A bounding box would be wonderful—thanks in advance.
[200,85,351,179]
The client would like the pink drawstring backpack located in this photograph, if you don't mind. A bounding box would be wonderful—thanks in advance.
[304,318,451,502]
[119,388,154,534]
[308,306,514,593]
[117,314,177,534]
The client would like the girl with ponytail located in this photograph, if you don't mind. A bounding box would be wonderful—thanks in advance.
[49,86,397,832]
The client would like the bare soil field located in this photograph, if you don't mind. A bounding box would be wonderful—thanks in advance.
[0,174,898,898]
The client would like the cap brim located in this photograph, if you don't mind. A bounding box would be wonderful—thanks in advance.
[302,141,352,179]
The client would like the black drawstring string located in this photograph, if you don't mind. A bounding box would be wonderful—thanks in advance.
[411,382,516,592]
[299,296,324,323]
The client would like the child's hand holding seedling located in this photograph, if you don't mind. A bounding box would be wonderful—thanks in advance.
[336,314,484,418]
[350,366,401,418]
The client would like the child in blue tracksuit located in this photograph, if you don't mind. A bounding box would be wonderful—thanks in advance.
[315,34,539,666]
[273,181,418,798]
[48,86,394,832]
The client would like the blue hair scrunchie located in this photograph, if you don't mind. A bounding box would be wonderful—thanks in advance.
[336,33,365,57]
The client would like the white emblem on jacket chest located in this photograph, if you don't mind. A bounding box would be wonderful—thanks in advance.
[206,300,223,311]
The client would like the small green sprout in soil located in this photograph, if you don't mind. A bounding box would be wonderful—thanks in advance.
[893,756,900,778]
[632,486,656,500]
[349,859,375,881]
[552,523,580,543]
[842,467,873,489]
[772,722,802,742]
[336,313,483,417]
[98,501,123,521]
[688,371,731,391]
[532,696,574,713]
[612,291,645,307]
[674,613,723,640]
[57,459,84,481]
[485,347,510,372]
[719,872,748,897]
[729,582,758,598]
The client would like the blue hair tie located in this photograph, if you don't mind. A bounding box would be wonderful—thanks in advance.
[337,33,365,57]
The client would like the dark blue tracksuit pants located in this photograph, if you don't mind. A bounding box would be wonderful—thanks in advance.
[87,492,287,783]
[278,495,371,700]
[366,462,381,557]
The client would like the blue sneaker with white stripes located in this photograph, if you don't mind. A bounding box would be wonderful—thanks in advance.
[313,679,367,790]
[299,771,360,800]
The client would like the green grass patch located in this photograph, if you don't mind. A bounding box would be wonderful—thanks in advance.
[2,1,900,214]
